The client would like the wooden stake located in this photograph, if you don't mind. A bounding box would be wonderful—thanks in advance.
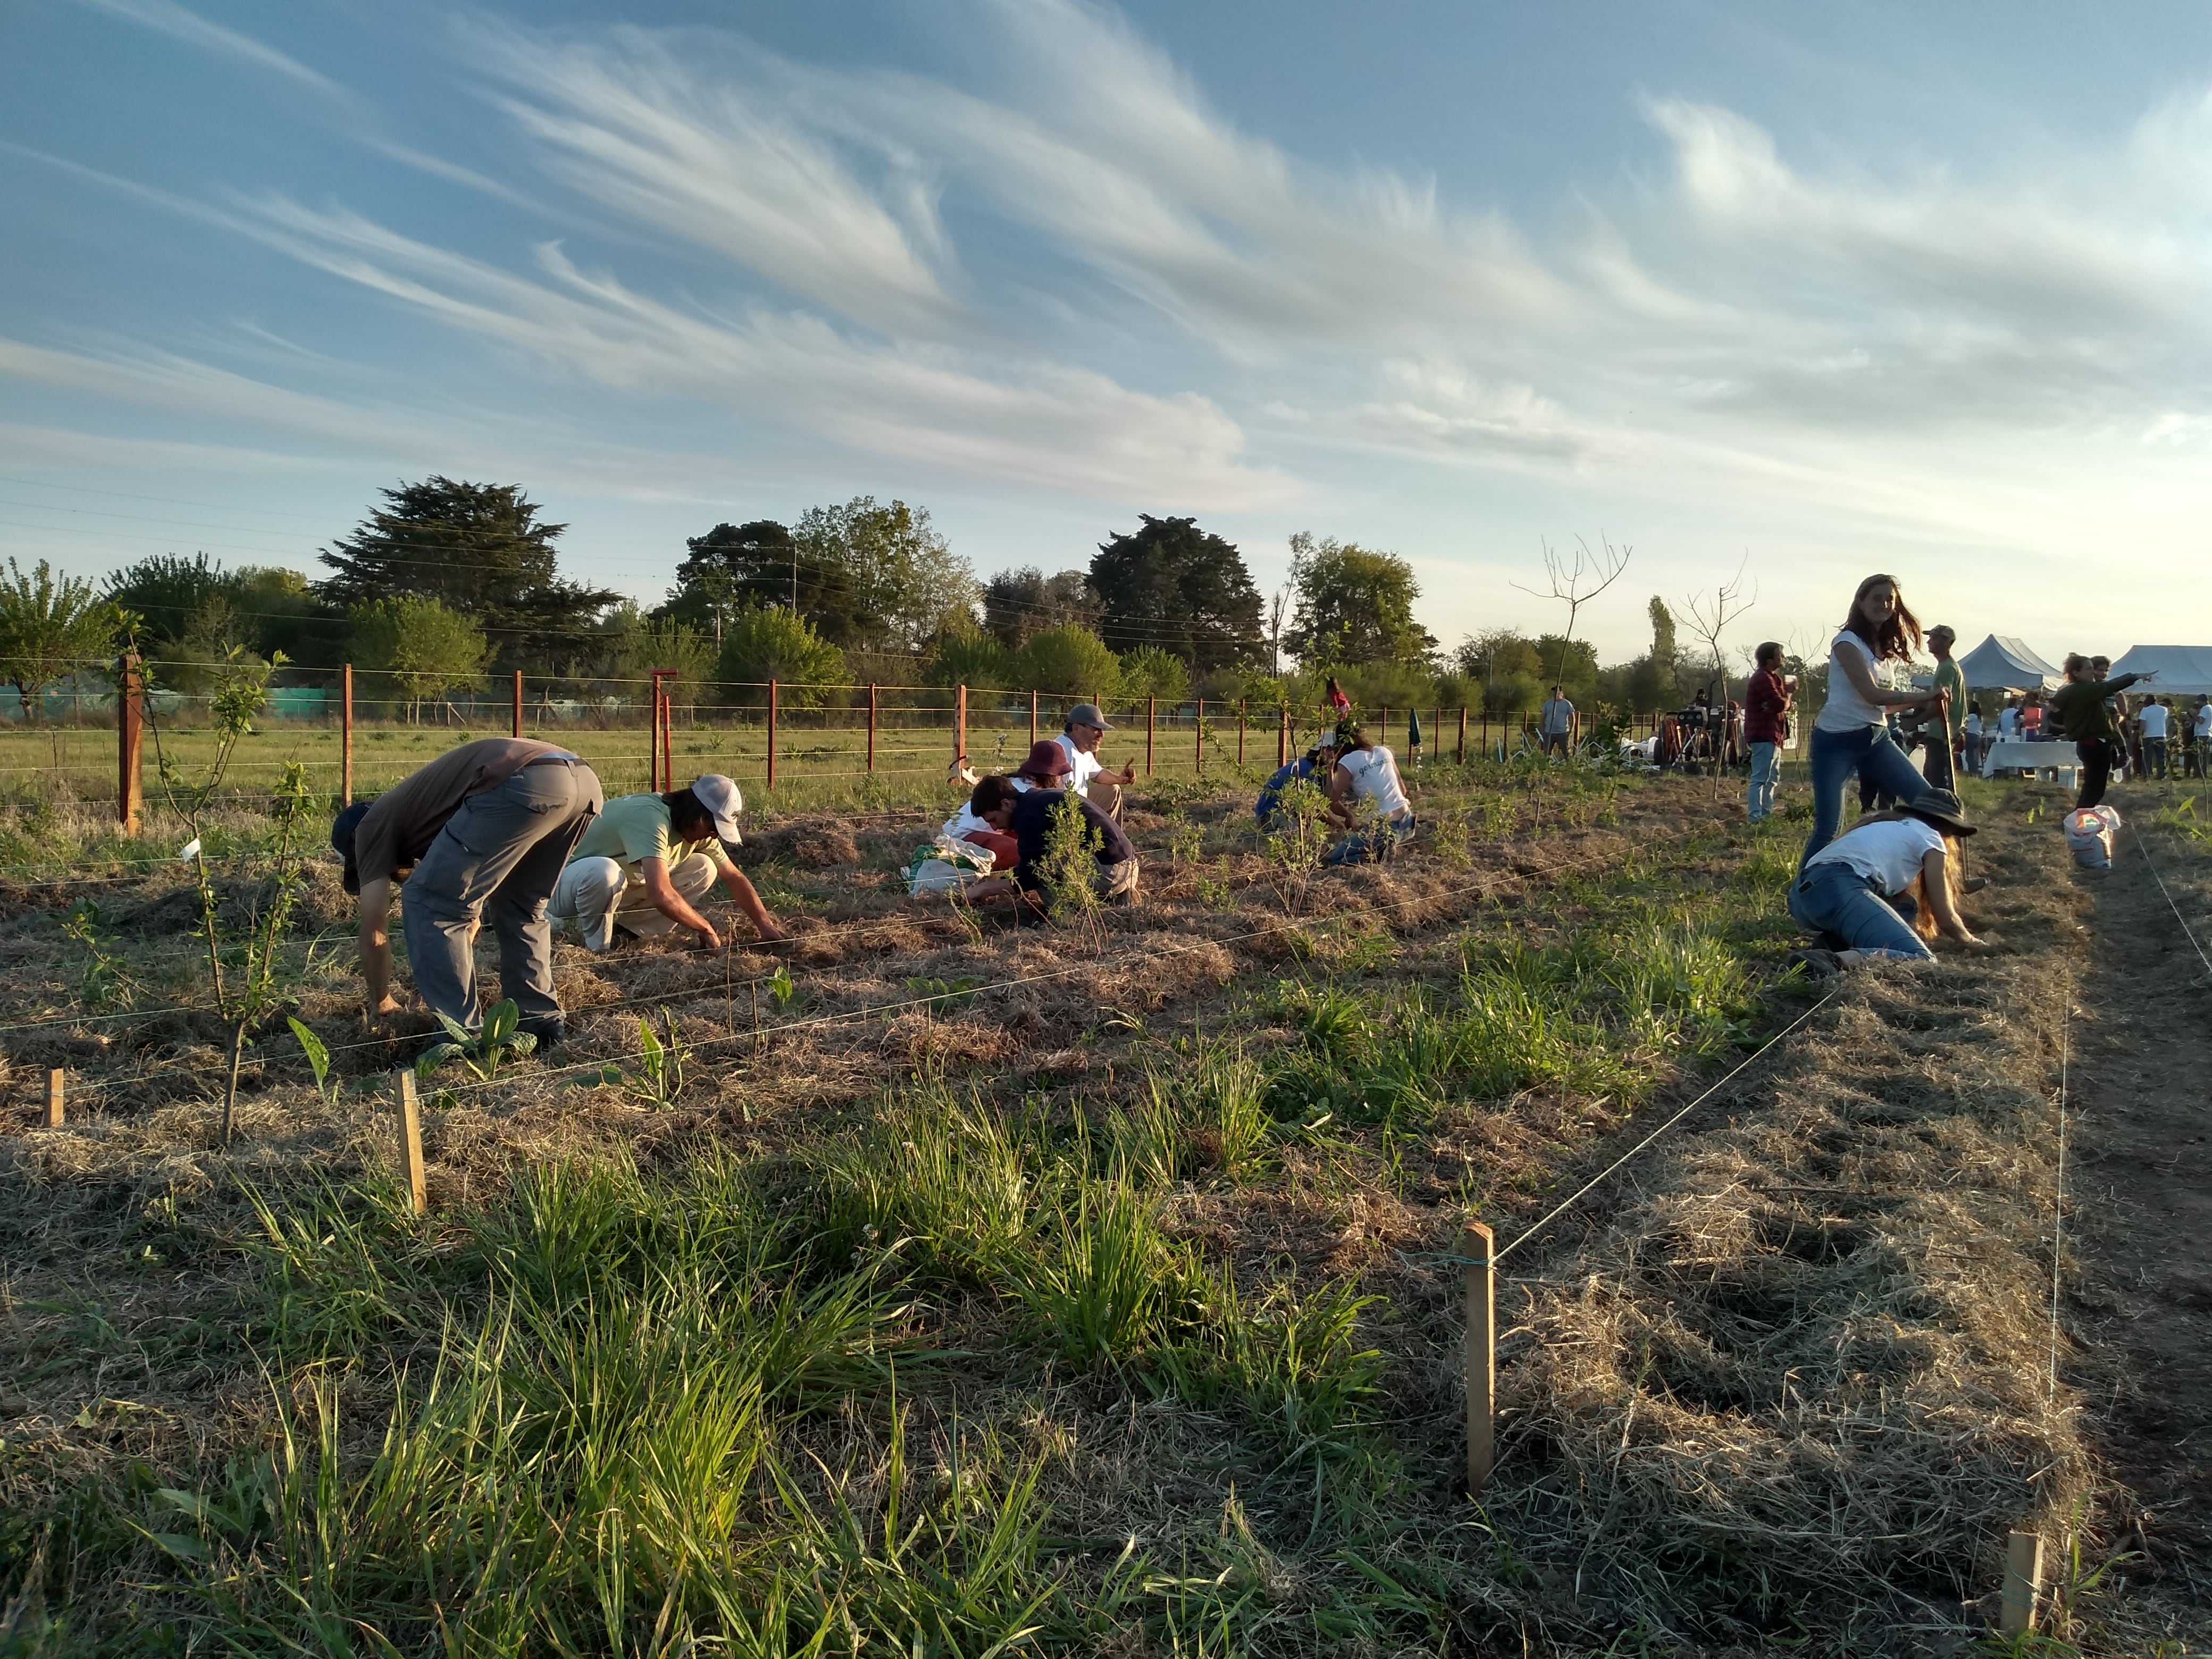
[659,685,674,792]
[647,672,662,791]
[1463,1220,1496,1494]
[512,668,523,739]
[1238,698,1246,766]
[1194,697,1203,776]
[340,664,354,806]
[2000,1530,2045,1636]
[396,1069,426,1216]
[867,683,878,775]
[1146,694,1155,777]
[45,1068,64,1129]
[1278,703,1289,768]
[1457,706,1468,766]
[954,683,968,773]
[766,678,779,791]
[115,653,143,836]
[1029,688,1038,748]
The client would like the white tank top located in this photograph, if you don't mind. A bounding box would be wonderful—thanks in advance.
[1340,746,1410,818]
[1815,630,1889,733]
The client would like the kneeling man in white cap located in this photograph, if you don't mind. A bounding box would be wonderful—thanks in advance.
[550,774,785,951]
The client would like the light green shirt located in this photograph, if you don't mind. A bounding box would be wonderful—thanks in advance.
[1934,659,1967,740]
[571,793,735,875]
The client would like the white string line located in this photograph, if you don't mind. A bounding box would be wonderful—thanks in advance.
[1492,989,1841,1266]
[2134,827,2212,982]
[2049,1000,2069,1404]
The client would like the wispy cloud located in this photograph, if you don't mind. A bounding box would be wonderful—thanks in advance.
[66,0,334,91]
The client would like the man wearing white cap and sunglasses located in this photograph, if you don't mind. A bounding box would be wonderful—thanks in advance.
[550,774,785,951]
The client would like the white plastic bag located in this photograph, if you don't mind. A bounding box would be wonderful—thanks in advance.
[2063,804,2120,870]
[903,835,995,896]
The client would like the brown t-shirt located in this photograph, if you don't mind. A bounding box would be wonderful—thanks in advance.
[353,738,567,886]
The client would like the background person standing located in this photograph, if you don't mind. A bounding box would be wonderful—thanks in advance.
[2050,653,2154,808]
[2139,697,2172,780]
[1538,685,1577,757]
[1923,626,1966,790]
[1744,641,1792,822]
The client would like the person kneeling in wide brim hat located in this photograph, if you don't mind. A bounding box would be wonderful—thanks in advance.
[1786,789,1995,976]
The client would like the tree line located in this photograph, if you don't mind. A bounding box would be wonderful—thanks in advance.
[0,474,1765,722]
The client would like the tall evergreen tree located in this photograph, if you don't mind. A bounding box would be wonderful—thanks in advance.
[1087,515,1262,672]
[659,520,812,644]
[317,477,619,673]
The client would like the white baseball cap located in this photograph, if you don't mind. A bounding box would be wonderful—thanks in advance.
[691,774,744,844]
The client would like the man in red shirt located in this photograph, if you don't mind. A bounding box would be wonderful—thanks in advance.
[1744,641,1794,823]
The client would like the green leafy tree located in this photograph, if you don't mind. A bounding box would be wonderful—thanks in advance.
[790,497,978,655]
[318,477,619,673]
[597,604,717,703]
[1115,644,1191,703]
[1285,534,1436,668]
[931,627,1017,692]
[716,604,848,708]
[659,520,803,645]
[1089,515,1262,672]
[107,555,341,690]
[983,567,1100,651]
[0,558,123,718]
[1014,625,1120,699]
[348,597,489,722]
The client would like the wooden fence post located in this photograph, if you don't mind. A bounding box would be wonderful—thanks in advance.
[512,669,523,739]
[1029,689,1038,748]
[341,664,354,806]
[45,1068,64,1129]
[1194,698,1204,776]
[1463,1220,1496,1494]
[955,684,968,773]
[1457,707,1468,766]
[1380,705,1389,748]
[115,653,143,835]
[647,673,663,792]
[1146,695,1156,777]
[767,680,779,792]
[659,682,674,792]
[1278,703,1289,768]
[395,1069,426,1216]
[2001,1531,2045,1636]
[867,683,878,775]
[1238,698,1246,766]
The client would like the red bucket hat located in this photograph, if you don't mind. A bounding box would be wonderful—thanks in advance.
[1015,739,1073,781]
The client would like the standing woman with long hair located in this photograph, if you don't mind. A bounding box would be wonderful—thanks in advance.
[1803,574,1948,865]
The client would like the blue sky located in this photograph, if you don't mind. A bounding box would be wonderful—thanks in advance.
[7,0,2212,664]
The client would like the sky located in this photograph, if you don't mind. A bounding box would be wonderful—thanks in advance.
[6,0,2212,666]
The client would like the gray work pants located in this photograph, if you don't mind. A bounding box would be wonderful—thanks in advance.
[401,759,602,1033]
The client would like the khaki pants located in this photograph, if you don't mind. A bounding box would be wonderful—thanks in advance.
[549,851,719,951]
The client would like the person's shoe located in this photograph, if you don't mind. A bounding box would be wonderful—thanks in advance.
[1962,876,1989,894]
[518,1016,567,1053]
[1108,885,1143,907]
[1788,947,1844,979]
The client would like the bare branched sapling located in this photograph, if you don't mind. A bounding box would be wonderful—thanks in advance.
[1679,556,1758,707]
[1513,534,1633,685]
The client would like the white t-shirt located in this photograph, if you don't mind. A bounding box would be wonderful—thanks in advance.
[1964,711,1982,737]
[2197,703,2212,738]
[1815,631,1889,733]
[1052,732,1105,792]
[1338,745,1410,819]
[1539,697,1574,736]
[1999,707,2020,739]
[2139,703,2170,739]
[1806,816,1944,895]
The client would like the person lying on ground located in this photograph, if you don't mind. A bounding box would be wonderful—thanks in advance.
[2050,653,2155,810]
[333,735,602,1047]
[1325,724,1416,865]
[1052,702,1137,820]
[548,774,785,952]
[1787,789,1992,976]
[1255,741,1338,826]
[959,772,1142,909]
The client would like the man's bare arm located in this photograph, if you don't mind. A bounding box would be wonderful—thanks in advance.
[717,865,786,940]
[640,857,721,947]
[357,878,402,1018]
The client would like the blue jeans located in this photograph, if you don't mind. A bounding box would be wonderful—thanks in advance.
[1787,864,1931,962]
[1802,722,1931,866]
[403,759,602,1034]
[1324,811,1417,865]
[1747,741,1781,820]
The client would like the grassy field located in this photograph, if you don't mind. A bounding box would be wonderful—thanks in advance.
[0,756,2202,1655]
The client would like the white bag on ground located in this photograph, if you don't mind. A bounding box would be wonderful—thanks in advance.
[904,835,995,895]
[2063,805,2120,870]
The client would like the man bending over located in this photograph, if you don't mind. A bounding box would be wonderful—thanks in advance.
[550,774,785,951]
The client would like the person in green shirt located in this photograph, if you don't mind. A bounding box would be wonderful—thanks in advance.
[1923,626,1968,789]
[2049,654,2155,809]
[549,774,786,951]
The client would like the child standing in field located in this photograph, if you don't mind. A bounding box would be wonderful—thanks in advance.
[1802,574,1947,866]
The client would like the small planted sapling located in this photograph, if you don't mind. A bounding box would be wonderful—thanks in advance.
[415,998,537,1085]
[287,1017,335,1106]
[146,644,322,1148]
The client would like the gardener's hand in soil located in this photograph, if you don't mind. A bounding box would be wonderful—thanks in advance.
[692,923,724,951]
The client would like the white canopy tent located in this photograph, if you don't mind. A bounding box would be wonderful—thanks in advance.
[1956,634,2062,691]
[2106,645,2212,696]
